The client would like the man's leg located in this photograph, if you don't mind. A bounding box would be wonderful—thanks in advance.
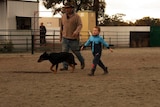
[70,40,85,69]
[60,38,69,71]
[42,36,45,44]
[40,36,42,46]
[44,35,46,45]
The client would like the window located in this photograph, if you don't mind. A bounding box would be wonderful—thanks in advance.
[16,16,31,30]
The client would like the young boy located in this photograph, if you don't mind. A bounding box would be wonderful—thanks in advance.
[81,26,113,76]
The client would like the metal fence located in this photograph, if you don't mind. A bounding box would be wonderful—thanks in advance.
[0,29,130,54]
[100,31,129,47]
[0,30,32,53]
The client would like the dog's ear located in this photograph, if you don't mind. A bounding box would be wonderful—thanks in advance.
[44,51,49,55]
[44,51,47,54]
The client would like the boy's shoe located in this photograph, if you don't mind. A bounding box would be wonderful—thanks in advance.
[60,67,68,71]
[103,67,108,75]
[88,70,94,76]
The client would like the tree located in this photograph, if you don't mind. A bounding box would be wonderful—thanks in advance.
[42,0,106,25]
[100,15,160,26]
[99,13,129,26]
[134,17,160,26]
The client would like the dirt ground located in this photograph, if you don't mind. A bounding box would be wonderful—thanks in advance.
[0,48,160,107]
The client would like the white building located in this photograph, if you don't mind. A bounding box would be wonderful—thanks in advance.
[0,0,39,30]
[0,0,39,51]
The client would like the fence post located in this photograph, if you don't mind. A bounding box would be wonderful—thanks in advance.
[26,38,28,51]
[109,37,111,44]
[102,33,104,49]
[31,31,34,54]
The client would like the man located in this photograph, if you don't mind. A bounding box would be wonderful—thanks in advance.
[40,22,46,46]
[60,2,85,71]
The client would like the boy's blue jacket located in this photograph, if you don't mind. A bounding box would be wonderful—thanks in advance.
[84,35,110,53]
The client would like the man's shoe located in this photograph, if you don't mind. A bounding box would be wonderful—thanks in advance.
[60,68,68,71]
[81,63,85,69]
[103,67,108,75]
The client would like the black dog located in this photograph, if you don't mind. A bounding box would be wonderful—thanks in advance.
[37,52,77,73]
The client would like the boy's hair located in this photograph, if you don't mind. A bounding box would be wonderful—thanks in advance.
[94,26,101,32]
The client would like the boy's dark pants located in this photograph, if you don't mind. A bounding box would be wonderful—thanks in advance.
[91,52,106,74]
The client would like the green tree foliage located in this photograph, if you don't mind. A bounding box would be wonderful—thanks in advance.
[100,15,160,26]
[99,14,129,26]
[134,17,160,26]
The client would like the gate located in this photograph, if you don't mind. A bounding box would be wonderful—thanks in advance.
[130,31,150,47]
[150,26,160,47]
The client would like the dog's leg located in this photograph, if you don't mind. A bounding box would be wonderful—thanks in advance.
[55,64,58,74]
[50,65,56,74]
[69,64,75,73]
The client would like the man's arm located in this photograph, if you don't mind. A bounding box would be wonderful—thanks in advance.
[60,21,63,42]
[72,15,82,37]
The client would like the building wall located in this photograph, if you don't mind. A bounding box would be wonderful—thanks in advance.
[0,0,39,30]
[7,1,39,29]
[0,0,39,50]
[39,17,60,35]
[0,1,7,30]
[100,26,150,47]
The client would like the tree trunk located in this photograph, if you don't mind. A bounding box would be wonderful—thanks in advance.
[93,0,99,25]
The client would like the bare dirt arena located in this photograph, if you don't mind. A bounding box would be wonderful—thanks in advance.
[0,48,160,107]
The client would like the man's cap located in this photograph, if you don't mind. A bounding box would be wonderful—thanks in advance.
[63,3,74,8]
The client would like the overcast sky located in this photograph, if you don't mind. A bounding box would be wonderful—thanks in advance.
[105,0,160,22]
